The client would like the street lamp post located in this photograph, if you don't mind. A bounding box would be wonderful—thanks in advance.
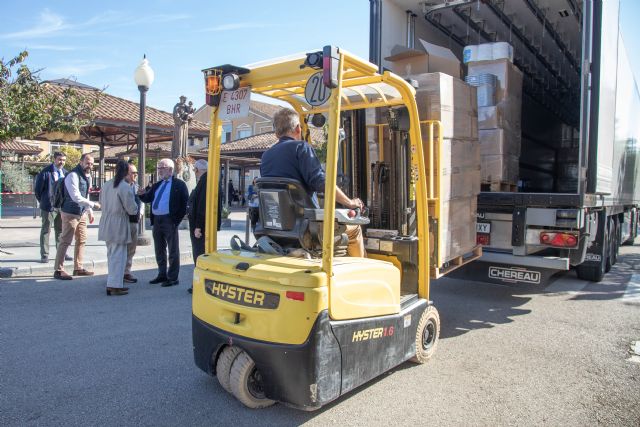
[134,55,154,246]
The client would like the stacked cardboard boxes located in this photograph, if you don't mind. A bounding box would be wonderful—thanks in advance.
[467,58,523,190]
[410,72,481,264]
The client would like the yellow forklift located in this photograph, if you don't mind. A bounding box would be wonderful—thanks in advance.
[193,46,454,410]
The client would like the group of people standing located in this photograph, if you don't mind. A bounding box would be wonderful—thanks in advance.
[35,154,216,297]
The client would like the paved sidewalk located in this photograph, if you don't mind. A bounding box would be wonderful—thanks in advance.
[0,211,253,278]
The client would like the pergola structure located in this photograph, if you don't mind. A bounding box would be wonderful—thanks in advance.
[35,80,210,185]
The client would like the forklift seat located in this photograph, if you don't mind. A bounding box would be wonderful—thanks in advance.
[254,178,349,256]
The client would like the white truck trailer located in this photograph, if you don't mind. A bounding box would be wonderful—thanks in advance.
[370,0,640,284]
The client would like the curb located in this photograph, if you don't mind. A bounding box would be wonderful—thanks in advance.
[1,251,195,278]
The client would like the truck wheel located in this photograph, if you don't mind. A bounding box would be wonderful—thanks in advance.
[410,305,440,364]
[605,218,613,272]
[611,218,620,265]
[216,346,242,394]
[230,351,275,409]
[623,210,636,245]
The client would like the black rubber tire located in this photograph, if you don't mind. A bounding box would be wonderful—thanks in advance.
[229,351,275,409]
[611,218,620,265]
[216,346,242,394]
[622,211,635,245]
[577,215,608,282]
[410,305,440,364]
[605,218,613,272]
[576,262,605,282]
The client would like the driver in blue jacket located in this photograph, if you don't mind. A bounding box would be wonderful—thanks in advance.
[260,108,365,257]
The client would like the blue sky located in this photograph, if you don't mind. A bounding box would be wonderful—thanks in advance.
[1,1,639,113]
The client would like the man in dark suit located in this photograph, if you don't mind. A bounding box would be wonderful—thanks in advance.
[34,151,70,263]
[138,158,189,287]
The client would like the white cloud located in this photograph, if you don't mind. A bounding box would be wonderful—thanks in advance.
[23,44,76,51]
[1,9,69,39]
[198,22,272,33]
[47,61,109,77]
[0,9,190,40]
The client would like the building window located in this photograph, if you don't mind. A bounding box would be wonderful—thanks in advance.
[188,138,195,147]
[237,128,251,139]
[222,125,232,143]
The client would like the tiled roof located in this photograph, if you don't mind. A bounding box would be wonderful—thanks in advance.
[43,81,210,133]
[0,140,42,155]
[201,127,324,155]
[90,142,171,159]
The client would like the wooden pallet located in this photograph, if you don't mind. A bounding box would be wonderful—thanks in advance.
[481,182,518,192]
[431,246,482,279]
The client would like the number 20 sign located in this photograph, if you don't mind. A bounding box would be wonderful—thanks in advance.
[305,72,331,107]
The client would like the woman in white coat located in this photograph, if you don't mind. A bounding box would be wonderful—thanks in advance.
[98,160,140,296]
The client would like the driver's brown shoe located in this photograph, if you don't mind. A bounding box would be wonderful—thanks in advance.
[73,269,94,276]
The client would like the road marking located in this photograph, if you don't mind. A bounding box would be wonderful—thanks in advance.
[628,341,640,364]
[623,274,640,303]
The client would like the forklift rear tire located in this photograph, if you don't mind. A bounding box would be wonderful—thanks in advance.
[410,305,440,364]
[230,351,275,409]
[216,346,243,394]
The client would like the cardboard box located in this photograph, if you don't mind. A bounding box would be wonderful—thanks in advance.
[479,129,521,156]
[431,196,478,263]
[481,154,519,184]
[478,104,522,131]
[413,73,478,140]
[387,39,461,78]
[466,59,523,103]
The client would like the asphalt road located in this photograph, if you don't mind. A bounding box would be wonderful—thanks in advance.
[2,245,639,426]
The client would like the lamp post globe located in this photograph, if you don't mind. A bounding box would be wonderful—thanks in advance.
[134,56,155,89]
[134,55,154,246]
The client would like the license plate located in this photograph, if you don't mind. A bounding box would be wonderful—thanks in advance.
[476,221,491,233]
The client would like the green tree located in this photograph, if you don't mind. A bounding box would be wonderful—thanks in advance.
[0,51,100,143]
[129,157,157,175]
[58,146,82,167]
[0,153,31,192]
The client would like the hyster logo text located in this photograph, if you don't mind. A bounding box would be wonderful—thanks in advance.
[205,280,280,309]
[352,326,394,342]
[488,267,541,284]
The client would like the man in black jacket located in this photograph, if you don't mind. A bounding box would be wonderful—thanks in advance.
[34,151,68,263]
[188,159,208,263]
[138,158,189,287]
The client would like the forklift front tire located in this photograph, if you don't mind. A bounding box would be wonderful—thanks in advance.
[410,305,440,364]
[230,351,276,409]
[216,346,243,394]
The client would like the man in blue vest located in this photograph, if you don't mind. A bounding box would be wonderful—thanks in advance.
[53,154,101,280]
[34,151,70,263]
[138,158,189,287]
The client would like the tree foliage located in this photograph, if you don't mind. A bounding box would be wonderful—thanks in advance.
[0,51,100,143]
[0,154,31,192]
[58,146,82,167]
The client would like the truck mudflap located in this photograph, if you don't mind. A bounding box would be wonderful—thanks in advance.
[447,252,569,285]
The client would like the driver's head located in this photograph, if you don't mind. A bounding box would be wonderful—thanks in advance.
[273,108,301,140]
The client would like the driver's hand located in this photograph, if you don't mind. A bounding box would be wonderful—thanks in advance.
[349,198,364,210]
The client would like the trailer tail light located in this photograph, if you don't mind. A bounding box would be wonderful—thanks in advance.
[286,291,305,301]
[539,232,578,248]
[477,233,490,246]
